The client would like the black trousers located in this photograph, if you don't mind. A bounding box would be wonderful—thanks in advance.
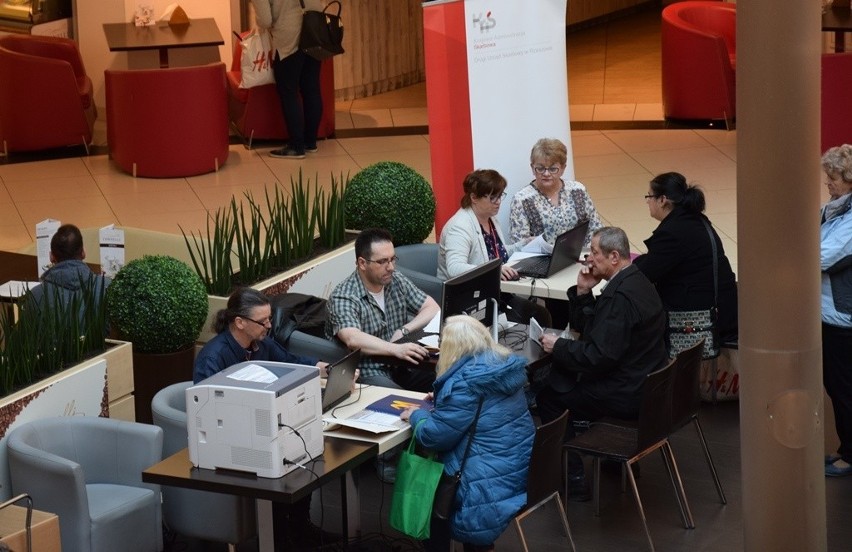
[823,322,852,462]
[536,384,612,477]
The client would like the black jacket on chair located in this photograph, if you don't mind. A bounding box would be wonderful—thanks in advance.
[633,207,738,342]
[549,264,668,418]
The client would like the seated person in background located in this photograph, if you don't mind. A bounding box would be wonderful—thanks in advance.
[537,227,668,502]
[509,138,603,327]
[194,287,328,383]
[633,172,738,344]
[400,315,534,552]
[26,223,110,328]
[327,228,440,392]
[193,287,335,548]
[438,169,552,326]
[509,137,602,247]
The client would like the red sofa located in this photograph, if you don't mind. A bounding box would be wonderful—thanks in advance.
[662,1,736,122]
[105,62,230,178]
[227,32,335,146]
[822,53,852,153]
[0,34,96,154]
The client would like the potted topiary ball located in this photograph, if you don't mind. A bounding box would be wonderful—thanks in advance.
[106,254,208,423]
[344,161,436,245]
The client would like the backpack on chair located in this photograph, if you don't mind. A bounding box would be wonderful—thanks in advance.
[269,293,329,345]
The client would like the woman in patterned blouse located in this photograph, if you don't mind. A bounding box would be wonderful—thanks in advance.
[509,137,602,247]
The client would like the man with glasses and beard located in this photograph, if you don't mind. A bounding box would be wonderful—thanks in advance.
[327,228,440,392]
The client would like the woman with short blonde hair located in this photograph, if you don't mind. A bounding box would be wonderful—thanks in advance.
[400,315,533,552]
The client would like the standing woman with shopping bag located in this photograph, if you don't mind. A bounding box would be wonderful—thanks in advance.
[250,0,323,159]
[400,315,534,552]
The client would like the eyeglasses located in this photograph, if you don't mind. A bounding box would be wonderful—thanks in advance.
[364,256,399,267]
[532,165,561,175]
[242,316,272,328]
[644,194,661,200]
[488,192,507,204]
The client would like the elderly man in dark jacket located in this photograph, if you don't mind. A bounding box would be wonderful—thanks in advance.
[538,226,668,501]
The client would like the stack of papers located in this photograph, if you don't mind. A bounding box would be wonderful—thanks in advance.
[324,394,430,434]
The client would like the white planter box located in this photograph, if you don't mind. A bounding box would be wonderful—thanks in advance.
[0,339,133,500]
[199,244,355,343]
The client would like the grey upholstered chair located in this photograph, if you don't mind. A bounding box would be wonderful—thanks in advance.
[151,381,257,550]
[394,242,443,302]
[287,329,349,363]
[6,416,163,552]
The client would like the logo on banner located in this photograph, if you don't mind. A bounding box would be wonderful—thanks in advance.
[472,11,496,32]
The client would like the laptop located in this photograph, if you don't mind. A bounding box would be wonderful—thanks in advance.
[512,220,590,278]
[321,349,360,413]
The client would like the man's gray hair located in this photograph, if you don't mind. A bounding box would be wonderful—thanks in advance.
[593,227,630,258]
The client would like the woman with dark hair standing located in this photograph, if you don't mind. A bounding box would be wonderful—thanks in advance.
[251,0,324,159]
[633,172,738,343]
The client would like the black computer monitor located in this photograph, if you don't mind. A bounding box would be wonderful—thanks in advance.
[440,258,503,330]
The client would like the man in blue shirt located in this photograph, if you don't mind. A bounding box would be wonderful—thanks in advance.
[193,287,334,548]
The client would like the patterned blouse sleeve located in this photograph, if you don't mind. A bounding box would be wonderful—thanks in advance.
[509,195,531,243]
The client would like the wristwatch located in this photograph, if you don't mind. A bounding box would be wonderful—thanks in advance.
[400,327,410,337]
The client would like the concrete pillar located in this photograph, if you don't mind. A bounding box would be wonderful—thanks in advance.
[738,0,826,550]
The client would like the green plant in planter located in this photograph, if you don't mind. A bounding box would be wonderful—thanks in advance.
[0,277,107,395]
[106,255,208,354]
[344,161,435,246]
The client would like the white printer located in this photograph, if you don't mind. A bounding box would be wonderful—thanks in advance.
[186,361,324,478]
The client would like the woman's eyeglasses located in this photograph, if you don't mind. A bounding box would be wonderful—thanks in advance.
[532,165,561,175]
[644,194,661,200]
[488,192,507,204]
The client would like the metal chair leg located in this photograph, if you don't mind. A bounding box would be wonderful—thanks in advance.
[625,459,656,552]
[660,445,694,529]
[692,417,727,504]
[663,442,695,529]
[592,457,602,517]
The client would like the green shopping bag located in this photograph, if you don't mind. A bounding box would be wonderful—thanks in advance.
[389,420,445,539]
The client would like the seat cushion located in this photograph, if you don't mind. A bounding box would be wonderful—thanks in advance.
[88,484,161,552]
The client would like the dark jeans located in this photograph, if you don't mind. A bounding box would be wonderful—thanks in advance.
[823,322,852,462]
[272,49,322,152]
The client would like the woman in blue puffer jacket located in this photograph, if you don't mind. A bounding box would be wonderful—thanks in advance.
[401,315,534,551]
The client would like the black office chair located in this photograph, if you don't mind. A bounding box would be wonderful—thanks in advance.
[672,339,727,504]
[512,410,576,552]
[564,358,693,552]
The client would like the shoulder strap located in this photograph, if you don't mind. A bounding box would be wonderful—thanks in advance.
[700,217,719,308]
[456,398,484,475]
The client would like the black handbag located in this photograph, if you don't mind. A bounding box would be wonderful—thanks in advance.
[432,398,484,520]
[666,218,721,360]
[299,0,345,61]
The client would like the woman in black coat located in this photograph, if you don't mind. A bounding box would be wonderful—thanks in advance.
[633,172,738,342]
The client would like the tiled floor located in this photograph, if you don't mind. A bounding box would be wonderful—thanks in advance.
[0,129,741,274]
[335,7,664,130]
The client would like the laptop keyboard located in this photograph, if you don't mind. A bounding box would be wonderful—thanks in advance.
[513,255,551,278]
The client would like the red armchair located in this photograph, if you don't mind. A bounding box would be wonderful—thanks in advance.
[0,34,96,154]
[105,62,229,178]
[227,32,335,147]
[662,1,736,123]
[822,53,852,153]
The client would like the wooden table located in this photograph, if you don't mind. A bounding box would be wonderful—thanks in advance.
[823,7,852,53]
[143,437,376,550]
[102,18,224,68]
